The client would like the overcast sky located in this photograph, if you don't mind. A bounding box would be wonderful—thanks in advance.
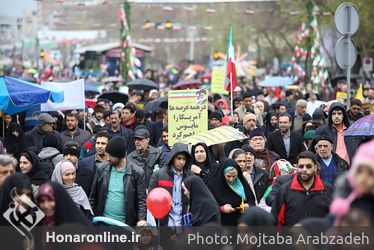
[0,0,36,18]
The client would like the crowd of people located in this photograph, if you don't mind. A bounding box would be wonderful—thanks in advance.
[0,74,373,249]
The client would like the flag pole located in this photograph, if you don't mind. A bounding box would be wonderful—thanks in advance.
[230,72,234,114]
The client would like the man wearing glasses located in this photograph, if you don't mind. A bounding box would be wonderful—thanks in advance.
[271,151,333,226]
[23,113,62,151]
[314,135,349,185]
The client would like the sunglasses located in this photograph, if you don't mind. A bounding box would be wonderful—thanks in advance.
[297,164,314,169]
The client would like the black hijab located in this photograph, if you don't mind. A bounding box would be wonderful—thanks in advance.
[37,182,90,226]
[207,158,256,226]
[264,111,278,137]
[238,206,274,226]
[184,175,221,226]
[191,142,218,183]
[4,122,24,159]
[0,173,33,226]
[20,150,49,186]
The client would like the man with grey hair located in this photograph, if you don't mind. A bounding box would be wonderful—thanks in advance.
[292,99,311,132]
[0,155,16,185]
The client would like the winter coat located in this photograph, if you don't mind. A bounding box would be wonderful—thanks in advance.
[127,145,162,187]
[60,128,91,147]
[148,143,193,226]
[252,165,271,201]
[266,130,306,165]
[89,161,146,226]
[23,126,62,151]
[271,174,334,226]
[315,102,353,159]
[38,147,63,167]
[316,152,349,184]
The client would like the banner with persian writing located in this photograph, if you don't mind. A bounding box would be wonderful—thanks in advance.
[168,89,208,146]
[180,126,248,146]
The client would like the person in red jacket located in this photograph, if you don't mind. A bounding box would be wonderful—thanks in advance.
[271,151,334,226]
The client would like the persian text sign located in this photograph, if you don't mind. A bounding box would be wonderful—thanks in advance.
[180,126,248,146]
[168,89,208,146]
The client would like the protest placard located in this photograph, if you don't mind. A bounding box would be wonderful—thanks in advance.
[168,89,208,146]
[210,67,228,95]
[180,126,248,146]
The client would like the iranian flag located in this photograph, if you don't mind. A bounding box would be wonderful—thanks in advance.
[224,27,237,95]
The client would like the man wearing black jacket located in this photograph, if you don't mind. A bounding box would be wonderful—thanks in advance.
[266,113,306,165]
[89,137,147,226]
[148,142,193,227]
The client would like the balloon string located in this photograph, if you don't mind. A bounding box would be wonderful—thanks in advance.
[158,219,160,248]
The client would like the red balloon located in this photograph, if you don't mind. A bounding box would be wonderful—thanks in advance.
[146,187,172,219]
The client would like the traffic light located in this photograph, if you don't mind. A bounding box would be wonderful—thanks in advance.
[39,49,45,58]
[165,20,172,30]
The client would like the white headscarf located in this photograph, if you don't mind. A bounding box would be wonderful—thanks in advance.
[52,161,93,214]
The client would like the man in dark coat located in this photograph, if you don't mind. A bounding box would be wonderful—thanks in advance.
[346,99,363,125]
[148,142,193,227]
[23,113,62,151]
[314,135,349,185]
[106,110,135,153]
[315,101,351,163]
[60,113,91,147]
[127,128,161,187]
[266,113,306,165]
[79,130,111,172]
[89,137,147,226]
[271,151,334,226]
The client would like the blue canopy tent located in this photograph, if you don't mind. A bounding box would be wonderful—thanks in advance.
[0,76,64,115]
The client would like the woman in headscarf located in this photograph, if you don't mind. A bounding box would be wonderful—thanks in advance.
[207,158,256,226]
[51,161,93,217]
[36,182,90,227]
[181,175,221,226]
[4,122,24,160]
[0,173,36,250]
[264,111,278,137]
[190,142,218,184]
[18,150,50,194]
[0,173,34,226]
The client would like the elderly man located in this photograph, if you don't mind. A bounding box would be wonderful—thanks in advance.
[249,128,279,173]
[0,155,16,185]
[292,99,312,132]
[314,135,349,185]
[242,113,258,135]
[24,113,62,150]
[127,128,161,187]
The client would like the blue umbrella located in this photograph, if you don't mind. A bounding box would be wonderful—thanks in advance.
[0,76,64,114]
[261,76,293,87]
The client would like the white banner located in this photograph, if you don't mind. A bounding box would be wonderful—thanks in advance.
[41,79,85,111]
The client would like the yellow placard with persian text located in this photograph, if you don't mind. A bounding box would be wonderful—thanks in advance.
[180,126,248,146]
[168,89,208,146]
[336,92,347,100]
[210,67,228,95]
